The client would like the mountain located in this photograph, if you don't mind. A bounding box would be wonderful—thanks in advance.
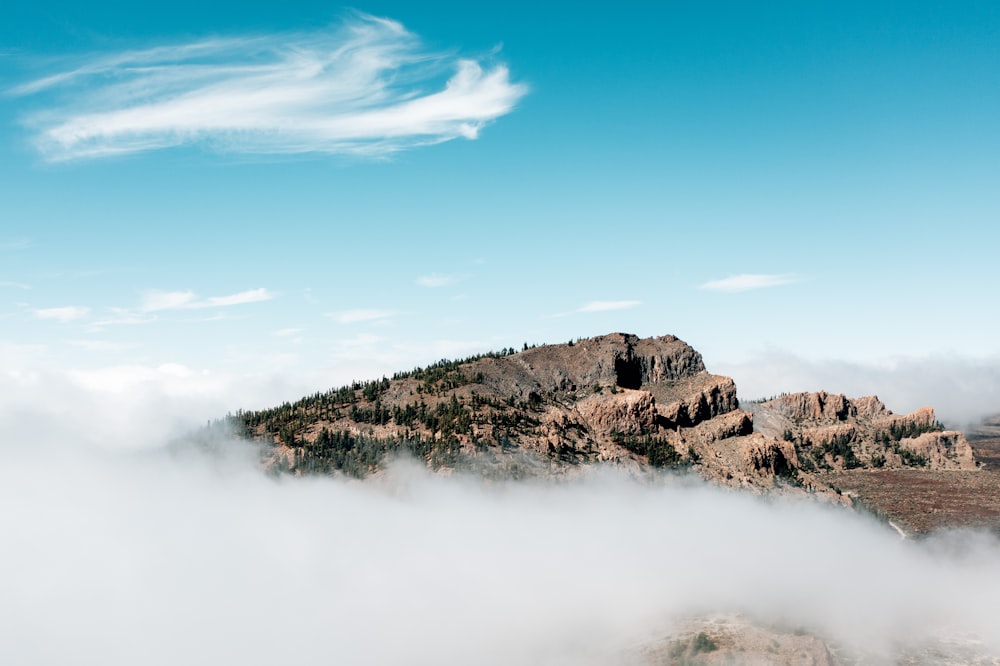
[226,333,976,497]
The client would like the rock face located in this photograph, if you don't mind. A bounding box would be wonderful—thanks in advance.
[575,389,658,437]
[746,392,977,473]
[231,333,978,492]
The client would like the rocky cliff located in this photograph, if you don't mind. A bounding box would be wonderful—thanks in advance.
[746,391,976,472]
[228,333,977,492]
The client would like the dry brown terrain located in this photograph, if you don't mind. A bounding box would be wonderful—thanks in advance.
[819,417,1000,535]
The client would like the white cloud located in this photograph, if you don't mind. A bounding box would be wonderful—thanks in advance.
[577,300,641,313]
[141,288,272,312]
[1,444,999,664]
[34,306,90,322]
[202,288,272,308]
[0,351,999,663]
[89,308,158,329]
[141,291,196,311]
[15,14,528,161]
[416,273,463,288]
[329,309,395,324]
[0,281,30,289]
[273,328,302,337]
[65,339,134,353]
[699,273,797,292]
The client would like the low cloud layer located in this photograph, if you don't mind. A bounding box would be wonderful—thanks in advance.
[716,351,1000,429]
[13,13,527,161]
[2,354,999,664]
[1,442,999,665]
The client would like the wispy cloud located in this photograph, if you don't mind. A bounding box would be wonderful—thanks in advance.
[90,308,157,329]
[329,309,395,324]
[699,273,797,293]
[273,328,302,337]
[0,281,30,290]
[65,339,134,353]
[13,14,528,161]
[416,273,464,288]
[0,239,30,251]
[577,300,641,313]
[140,288,272,312]
[34,306,90,322]
[547,300,642,319]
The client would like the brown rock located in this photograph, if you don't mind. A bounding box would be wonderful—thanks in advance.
[767,391,850,421]
[655,375,739,428]
[576,388,658,437]
[899,431,977,470]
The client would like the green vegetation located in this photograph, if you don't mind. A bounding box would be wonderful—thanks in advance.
[391,347,517,382]
[669,632,719,661]
[822,433,861,469]
[875,420,944,444]
[871,427,934,467]
[212,341,569,477]
[808,446,831,470]
[611,431,686,468]
[692,632,718,654]
[800,433,860,470]
[272,427,469,478]
[897,447,930,467]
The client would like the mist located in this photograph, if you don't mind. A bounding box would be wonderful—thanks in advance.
[3,365,1000,665]
[3,443,1000,663]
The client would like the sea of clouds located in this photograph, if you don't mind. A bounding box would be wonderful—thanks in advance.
[2,358,1000,664]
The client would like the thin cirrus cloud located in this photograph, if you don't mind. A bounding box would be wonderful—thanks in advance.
[416,273,465,288]
[34,306,90,322]
[577,300,641,313]
[0,239,31,251]
[329,309,395,324]
[699,273,798,293]
[140,288,272,312]
[12,14,528,161]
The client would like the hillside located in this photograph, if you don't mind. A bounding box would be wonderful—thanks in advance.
[225,333,977,500]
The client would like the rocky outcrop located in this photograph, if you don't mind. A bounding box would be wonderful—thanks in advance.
[237,334,979,494]
[874,406,937,432]
[655,375,739,428]
[899,431,976,470]
[748,393,977,472]
[575,388,657,437]
[478,333,707,398]
[766,391,851,421]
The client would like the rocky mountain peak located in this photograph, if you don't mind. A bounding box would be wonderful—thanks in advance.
[226,333,978,495]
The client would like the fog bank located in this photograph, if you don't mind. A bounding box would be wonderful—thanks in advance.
[2,439,1000,665]
[2,358,999,664]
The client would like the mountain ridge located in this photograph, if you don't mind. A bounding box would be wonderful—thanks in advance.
[224,332,977,498]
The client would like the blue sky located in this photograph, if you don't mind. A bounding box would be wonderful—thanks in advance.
[2,1,999,418]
